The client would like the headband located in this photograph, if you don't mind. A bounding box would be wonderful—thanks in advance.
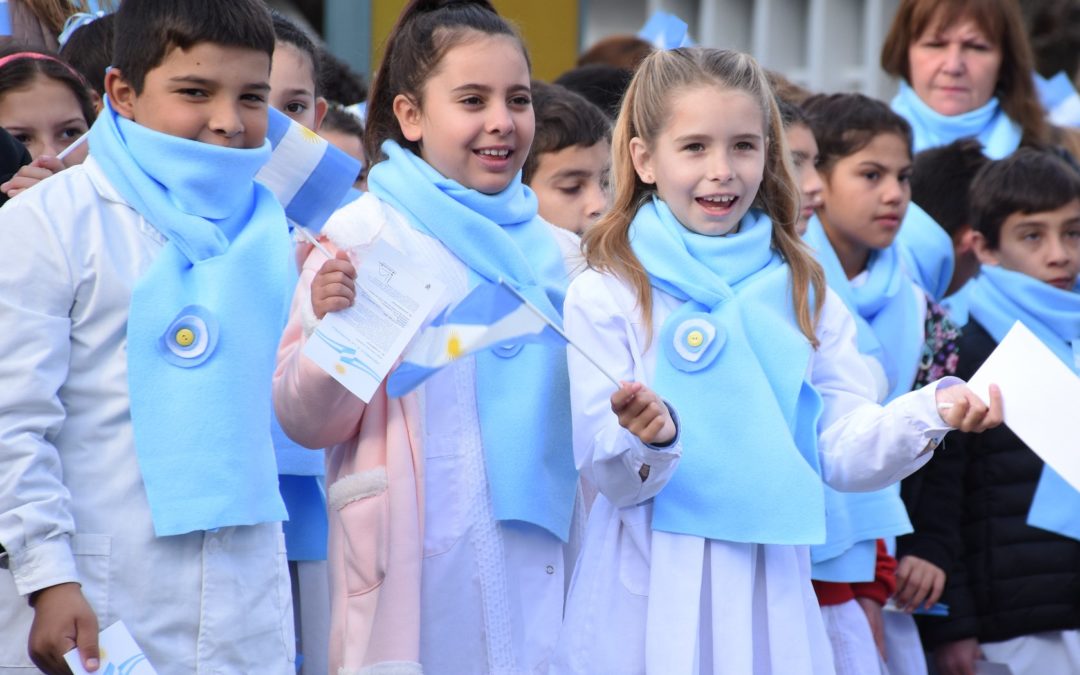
[0,52,91,90]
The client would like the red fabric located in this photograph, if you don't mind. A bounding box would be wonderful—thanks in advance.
[813,579,855,606]
[813,540,898,607]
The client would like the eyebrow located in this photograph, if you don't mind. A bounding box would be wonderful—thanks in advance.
[280,87,313,98]
[451,83,531,95]
[551,169,592,181]
[169,75,271,92]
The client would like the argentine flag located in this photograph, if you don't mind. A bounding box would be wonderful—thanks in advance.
[1035,71,1080,129]
[256,107,361,234]
[387,281,567,398]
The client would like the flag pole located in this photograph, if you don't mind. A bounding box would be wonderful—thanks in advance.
[498,280,622,389]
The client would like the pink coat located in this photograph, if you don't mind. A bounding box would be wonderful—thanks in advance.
[274,238,425,675]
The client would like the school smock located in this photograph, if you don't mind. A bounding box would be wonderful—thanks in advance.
[0,158,295,674]
[550,269,954,675]
[276,193,582,675]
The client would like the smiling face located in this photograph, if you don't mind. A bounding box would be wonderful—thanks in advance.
[975,199,1080,290]
[107,41,271,149]
[818,132,913,277]
[907,16,1002,116]
[393,32,534,195]
[630,85,765,236]
[786,122,823,235]
[0,74,89,159]
[529,140,610,234]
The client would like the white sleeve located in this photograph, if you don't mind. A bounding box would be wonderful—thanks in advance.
[813,290,956,492]
[564,272,682,508]
[0,196,78,595]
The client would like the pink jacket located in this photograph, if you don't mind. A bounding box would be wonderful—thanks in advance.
[274,238,425,675]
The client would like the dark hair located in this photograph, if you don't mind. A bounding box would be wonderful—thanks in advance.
[802,93,913,176]
[767,69,813,107]
[1023,1,1080,78]
[58,13,115,97]
[969,147,1080,247]
[271,11,320,95]
[910,139,990,237]
[321,103,364,138]
[776,97,808,130]
[577,35,654,70]
[881,0,1049,147]
[522,81,610,183]
[113,0,275,94]
[318,48,367,106]
[0,47,96,126]
[554,63,633,119]
[365,0,528,165]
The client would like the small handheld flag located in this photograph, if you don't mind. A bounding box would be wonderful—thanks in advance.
[387,280,619,398]
[638,11,695,50]
[256,107,361,234]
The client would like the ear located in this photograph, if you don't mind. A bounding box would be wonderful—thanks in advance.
[392,93,423,143]
[954,225,977,254]
[89,90,103,114]
[104,68,137,120]
[970,230,1000,266]
[312,96,329,132]
[629,136,655,184]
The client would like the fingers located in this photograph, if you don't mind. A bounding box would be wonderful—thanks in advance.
[610,381,643,413]
[611,383,673,445]
[311,254,357,319]
[35,155,66,173]
[927,566,946,608]
[978,384,1004,431]
[75,610,100,672]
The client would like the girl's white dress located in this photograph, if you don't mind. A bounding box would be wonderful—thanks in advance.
[551,269,955,675]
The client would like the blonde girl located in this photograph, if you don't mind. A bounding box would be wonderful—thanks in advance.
[551,47,1001,675]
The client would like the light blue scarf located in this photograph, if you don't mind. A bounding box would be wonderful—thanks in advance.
[632,198,826,543]
[804,215,917,580]
[891,81,1022,159]
[90,100,292,536]
[897,202,955,301]
[367,141,576,541]
[967,265,1080,541]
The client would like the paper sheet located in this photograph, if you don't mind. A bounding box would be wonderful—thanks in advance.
[65,621,157,674]
[967,321,1080,491]
[304,238,444,403]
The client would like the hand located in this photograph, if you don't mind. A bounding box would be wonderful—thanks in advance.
[895,554,946,612]
[611,381,675,446]
[855,596,887,662]
[935,384,1003,433]
[311,250,356,319]
[28,582,100,674]
[934,637,983,675]
[1,155,65,198]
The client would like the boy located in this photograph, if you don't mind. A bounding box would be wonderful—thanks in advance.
[523,81,610,235]
[912,149,1080,675]
[0,1,296,673]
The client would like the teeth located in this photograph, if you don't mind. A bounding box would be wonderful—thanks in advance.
[477,148,510,158]
[700,195,735,204]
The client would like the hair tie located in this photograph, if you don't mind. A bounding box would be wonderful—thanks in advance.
[58,11,107,47]
[0,51,91,90]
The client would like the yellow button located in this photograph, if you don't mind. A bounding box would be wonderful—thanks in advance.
[686,330,704,348]
[175,328,196,347]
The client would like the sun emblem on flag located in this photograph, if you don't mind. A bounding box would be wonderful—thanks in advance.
[299,125,322,143]
[445,332,463,360]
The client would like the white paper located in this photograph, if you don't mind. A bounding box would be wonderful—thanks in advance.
[64,621,157,674]
[975,660,1015,675]
[304,238,444,402]
[967,321,1080,491]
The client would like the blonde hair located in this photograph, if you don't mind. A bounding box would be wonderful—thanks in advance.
[583,47,825,346]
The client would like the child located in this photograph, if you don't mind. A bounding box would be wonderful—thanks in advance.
[550,47,999,674]
[270,12,327,132]
[554,63,633,120]
[0,47,96,198]
[801,92,960,675]
[523,81,610,235]
[58,11,114,106]
[777,97,823,235]
[318,104,366,189]
[914,149,1080,675]
[0,1,296,673]
[272,1,581,673]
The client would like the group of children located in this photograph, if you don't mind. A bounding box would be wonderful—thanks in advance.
[0,1,1074,674]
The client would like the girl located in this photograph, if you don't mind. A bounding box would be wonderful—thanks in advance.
[801,93,963,675]
[777,97,823,236]
[0,47,95,197]
[550,48,999,675]
[272,2,581,673]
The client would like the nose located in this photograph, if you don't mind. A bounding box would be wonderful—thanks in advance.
[882,176,907,205]
[209,102,244,142]
[486,102,514,136]
[584,179,607,222]
[942,43,965,74]
[803,166,824,207]
[1047,234,1073,266]
[42,138,65,158]
[707,150,734,183]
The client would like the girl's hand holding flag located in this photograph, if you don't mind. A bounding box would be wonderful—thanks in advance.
[935,383,1004,433]
[612,381,676,446]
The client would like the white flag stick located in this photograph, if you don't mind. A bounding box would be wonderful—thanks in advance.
[498,279,622,389]
[296,225,334,260]
[56,130,89,162]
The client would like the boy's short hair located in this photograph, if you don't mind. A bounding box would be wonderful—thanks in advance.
[802,92,913,176]
[113,0,275,94]
[318,49,367,106]
[271,11,320,94]
[522,81,611,184]
[911,139,990,238]
[321,104,364,138]
[58,13,115,97]
[970,148,1080,248]
[554,63,633,120]
[577,35,654,71]
[776,97,808,131]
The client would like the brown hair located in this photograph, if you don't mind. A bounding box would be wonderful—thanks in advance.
[577,35,655,71]
[881,0,1049,146]
[0,47,96,128]
[583,47,825,346]
[523,80,611,183]
[364,0,528,165]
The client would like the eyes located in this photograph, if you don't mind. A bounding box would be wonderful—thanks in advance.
[459,94,532,108]
[177,88,267,105]
[284,101,308,114]
[681,140,758,153]
[860,170,911,184]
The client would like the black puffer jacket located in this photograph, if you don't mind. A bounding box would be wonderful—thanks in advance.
[903,319,1080,649]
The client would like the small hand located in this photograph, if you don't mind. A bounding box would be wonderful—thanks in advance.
[855,596,887,661]
[1,155,65,198]
[936,384,1003,433]
[28,582,100,674]
[934,637,983,675]
[894,554,946,612]
[310,250,356,319]
[611,381,676,446]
